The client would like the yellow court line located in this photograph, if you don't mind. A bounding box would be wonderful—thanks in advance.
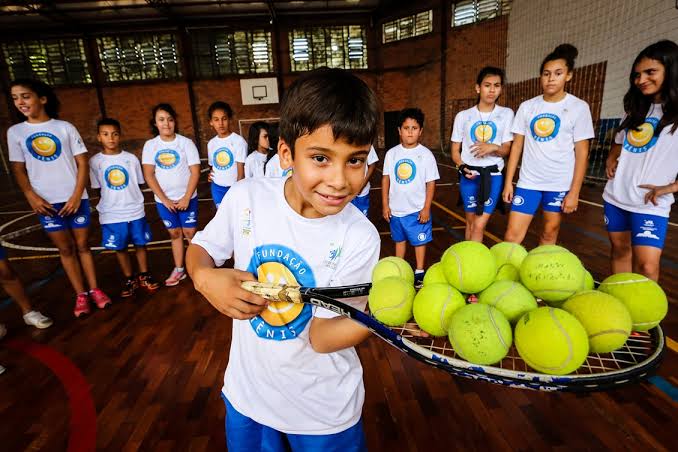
[431,200,502,244]
[667,337,678,354]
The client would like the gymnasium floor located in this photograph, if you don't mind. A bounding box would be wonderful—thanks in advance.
[0,155,676,451]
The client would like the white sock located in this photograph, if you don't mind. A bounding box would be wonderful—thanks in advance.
[415,269,425,274]
[176,267,185,272]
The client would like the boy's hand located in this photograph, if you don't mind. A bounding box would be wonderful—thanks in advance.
[175,195,191,211]
[208,169,215,183]
[502,185,513,204]
[161,196,177,212]
[418,207,430,223]
[26,191,56,216]
[193,268,269,320]
[639,184,672,206]
[470,142,499,158]
[605,156,618,179]
[561,192,578,214]
[58,194,82,216]
[382,206,391,222]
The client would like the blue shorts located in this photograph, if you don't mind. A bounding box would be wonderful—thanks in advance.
[604,202,668,249]
[38,199,91,232]
[460,174,503,214]
[211,182,230,208]
[351,194,370,216]
[0,245,6,260]
[101,217,152,251]
[390,211,432,245]
[156,197,199,230]
[223,396,367,452]
[511,187,567,215]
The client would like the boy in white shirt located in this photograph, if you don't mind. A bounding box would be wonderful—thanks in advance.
[382,108,440,288]
[350,145,378,216]
[186,68,380,452]
[90,118,159,297]
[206,101,247,208]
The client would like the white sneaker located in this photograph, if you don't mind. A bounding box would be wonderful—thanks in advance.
[23,311,53,329]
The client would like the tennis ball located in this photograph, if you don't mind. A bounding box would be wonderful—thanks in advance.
[581,270,595,292]
[372,256,414,284]
[441,241,496,294]
[413,283,466,336]
[368,277,415,326]
[490,242,528,269]
[495,263,520,282]
[519,245,585,304]
[448,304,512,365]
[514,307,589,375]
[598,273,668,331]
[562,290,632,353]
[478,280,537,324]
[422,262,447,286]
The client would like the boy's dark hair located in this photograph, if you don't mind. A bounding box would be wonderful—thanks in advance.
[150,103,178,136]
[476,66,505,85]
[620,40,678,135]
[398,108,425,128]
[97,117,121,133]
[540,43,578,74]
[247,121,269,154]
[9,78,60,120]
[208,101,233,119]
[279,67,378,153]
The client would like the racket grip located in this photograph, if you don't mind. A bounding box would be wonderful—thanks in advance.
[241,281,303,303]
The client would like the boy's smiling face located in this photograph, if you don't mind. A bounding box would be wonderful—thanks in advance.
[280,124,369,219]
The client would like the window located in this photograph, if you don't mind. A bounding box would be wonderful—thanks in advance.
[1,38,91,85]
[192,29,273,77]
[289,25,367,72]
[452,0,511,27]
[97,34,181,82]
[382,10,433,44]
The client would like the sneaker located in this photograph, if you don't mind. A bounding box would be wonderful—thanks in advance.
[23,311,53,329]
[138,273,160,292]
[414,272,425,289]
[74,293,91,318]
[121,277,138,298]
[165,268,187,287]
[90,288,112,309]
[467,294,479,304]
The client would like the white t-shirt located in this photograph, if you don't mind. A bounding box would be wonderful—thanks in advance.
[383,144,440,216]
[245,151,268,178]
[357,146,379,197]
[90,151,146,225]
[191,177,380,435]
[7,119,89,204]
[141,134,200,202]
[512,94,595,191]
[451,105,514,174]
[265,154,293,178]
[603,104,678,217]
[208,133,247,187]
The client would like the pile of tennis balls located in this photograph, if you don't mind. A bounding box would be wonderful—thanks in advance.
[368,241,668,375]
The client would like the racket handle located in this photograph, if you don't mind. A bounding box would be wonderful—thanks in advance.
[241,281,303,303]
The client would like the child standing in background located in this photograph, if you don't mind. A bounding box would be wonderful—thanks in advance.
[207,101,246,208]
[244,121,270,178]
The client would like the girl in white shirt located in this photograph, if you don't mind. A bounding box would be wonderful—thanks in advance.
[244,121,270,178]
[604,40,678,281]
[503,44,595,245]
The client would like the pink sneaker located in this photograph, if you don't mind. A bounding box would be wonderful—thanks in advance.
[165,268,187,287]
[73,293,90,318]
[90,288,112,309]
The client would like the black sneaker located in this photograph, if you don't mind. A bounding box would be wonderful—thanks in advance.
[121,277,138,298]
[414,272,425,289]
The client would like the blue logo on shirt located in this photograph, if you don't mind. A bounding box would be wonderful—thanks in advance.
[530,113,561,142]
[26,132,62,162]
[623,117,659,154]
[395,159,416,184]
[246,244,315,341]
[155,149,180,169]
[213,148,234,170]
[470,121,497,143]
[104,165,129,190]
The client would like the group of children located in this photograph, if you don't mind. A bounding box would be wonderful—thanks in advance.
[1,37,677,449]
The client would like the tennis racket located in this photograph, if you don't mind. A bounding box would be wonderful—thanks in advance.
[242,281,665,392]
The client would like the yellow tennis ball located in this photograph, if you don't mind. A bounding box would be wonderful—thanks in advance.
[490,242,528,269]
[448,304,512,365]
[478,280,537,324]
[562,290,632,353]
[495,263,520,282]
[441,241,496,294]
[422,262,447,286]
[515,307,589,375]
[371,256,414,284]
[413,283,466,336]
[519,245,585,304]
[368,277,415,326]
[598,273,667,331]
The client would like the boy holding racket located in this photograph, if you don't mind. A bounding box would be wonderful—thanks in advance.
[187,68,380,451]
